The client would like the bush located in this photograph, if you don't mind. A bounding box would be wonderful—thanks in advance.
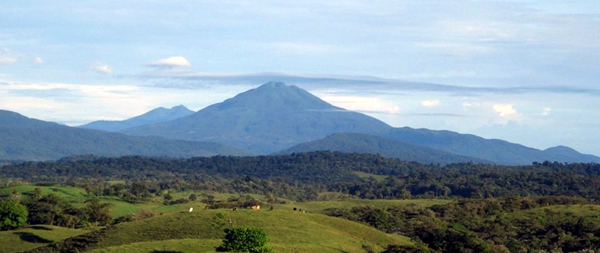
[217,226,274,253]
[0,199,28,230]
[133,209,157,220]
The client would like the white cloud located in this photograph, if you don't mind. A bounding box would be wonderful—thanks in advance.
[90,62,113,74]
[542,107,552,116]
[0,48,18,65]
[493,104,516,117]
[421,100,440,107]
[320,95,401,114]
[147,56,191,68]
[33,57,44,64]
[0,79,145,125]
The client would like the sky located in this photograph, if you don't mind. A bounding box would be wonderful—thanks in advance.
[1,0,599,155]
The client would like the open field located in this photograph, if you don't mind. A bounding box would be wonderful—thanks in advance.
[0,185,87,201]
[515,204,600,222]
[275,198,451,213]
[0,185,451,217]
[86,209,413,253]
[87,239,222,253]
[0,225,89,253]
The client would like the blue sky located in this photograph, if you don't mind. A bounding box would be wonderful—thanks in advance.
[1,0,599,155]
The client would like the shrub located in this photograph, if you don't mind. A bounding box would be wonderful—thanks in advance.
[217,226,274,253]
[0,199,28,230]
[133,209,157,220]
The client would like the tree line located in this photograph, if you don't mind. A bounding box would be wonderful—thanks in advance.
[2,152,600,201]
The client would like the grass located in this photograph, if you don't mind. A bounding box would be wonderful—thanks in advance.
[353,171,389,182]
[0,186,445,252]
[515,204,600,223]
[0,185,451,217]
[0,225,89,253]
[275,198,451,213]
[0,185,87,202]
[87,209,412,253]
[102,198,208,218]
[87,239,222,253]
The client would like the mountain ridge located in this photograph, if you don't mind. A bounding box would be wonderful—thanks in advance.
[2,81,599,164]
[282,133,490,164]
[121,81,599,165]
[0,109,247,161]
[383,127,600,165]
[80,105,194,132]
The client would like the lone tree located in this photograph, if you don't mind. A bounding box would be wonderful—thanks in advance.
[0,199,28,230]
[217,226,274,253]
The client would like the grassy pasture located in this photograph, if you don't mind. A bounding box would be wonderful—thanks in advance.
[87,239,221,253]
[87,209,412,253]
[0,185,87,201]
[0,225,88,253]
[275,198,451,213]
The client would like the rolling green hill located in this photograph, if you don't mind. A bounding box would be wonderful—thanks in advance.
[0,225,88,253]
[26,209,413,253]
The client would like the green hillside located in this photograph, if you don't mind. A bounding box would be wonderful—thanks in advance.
[0,225,88,253]
[27,209,412,253]
[87,239,221,253]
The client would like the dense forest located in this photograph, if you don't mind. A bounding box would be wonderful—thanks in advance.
[2,152,600,201]
[327,196,600,252]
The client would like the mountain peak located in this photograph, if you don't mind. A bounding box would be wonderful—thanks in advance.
[217,81,333,111]
[544,145,581,156]
[170,105,190,111]
[79,105,194,132]
[124,82,392,153]
[260,81,287,89]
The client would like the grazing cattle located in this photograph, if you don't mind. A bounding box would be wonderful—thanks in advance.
[189,207,194,213]
[232,207,238,211]
[293,207,297,211]
[251,205,261,210]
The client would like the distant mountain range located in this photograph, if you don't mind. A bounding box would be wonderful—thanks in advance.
[0,110,246,161]
[123,82,391,153]
[80,105,194,132]
[382,127,600,165]
[2,81,599,164]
